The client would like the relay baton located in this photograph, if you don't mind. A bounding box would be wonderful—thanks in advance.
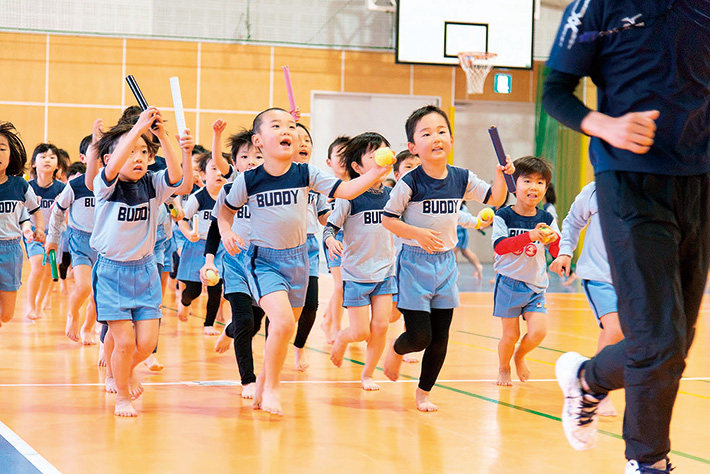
[488,126,516,193]
[282,66,298,120]
[192,215,199,232]
[167,203,179,219]
[48,249,59,282]
[169,76,187,137]
[125,75,158,130]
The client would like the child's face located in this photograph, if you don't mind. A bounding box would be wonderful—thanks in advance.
[352,144,387,183]
[234,143,263,173]
[0,135,10,176]
[192,161,204,187]
[293,127,312,164]
[113,135,150,182]
[408,112,452,164]
[326,144,348,180]
[394,156,421,181]
[253,109,297,162]
[34,149,58,177]
[202,158,225,190]
[515,173,548,209]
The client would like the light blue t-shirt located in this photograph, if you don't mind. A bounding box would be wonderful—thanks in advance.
[47,174,95,244]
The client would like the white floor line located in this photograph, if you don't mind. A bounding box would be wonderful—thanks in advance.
[0,420,62,474]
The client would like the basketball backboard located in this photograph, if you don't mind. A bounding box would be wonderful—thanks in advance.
[396,0,535,69]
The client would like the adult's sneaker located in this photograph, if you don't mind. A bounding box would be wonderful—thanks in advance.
[625,458,674,473]
[555,352,600,450]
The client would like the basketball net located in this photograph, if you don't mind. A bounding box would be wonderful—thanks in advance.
[458,52,497,94]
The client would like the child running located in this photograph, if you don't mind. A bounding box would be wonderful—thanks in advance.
[0,122,44,327]
[491,156,559,386]
[87,107,182,417]
[217,107,391,415]
[325,132,396,391]
[382,105,514,411]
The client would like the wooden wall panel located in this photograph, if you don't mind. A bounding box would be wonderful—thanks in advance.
[0,105,45,165]
[197,112,257,151]
[48,36,123,106]
[454,66,535,103]
[273,47,342,114]
[412,65,452,111]
[0,33,47,103]
[343,51,410,96]
[47,107,121,158]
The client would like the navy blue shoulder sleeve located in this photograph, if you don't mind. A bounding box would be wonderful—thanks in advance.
[542,69,590,134]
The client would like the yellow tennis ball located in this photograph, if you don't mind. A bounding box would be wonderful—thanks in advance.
[205,269,220,286]
[374,147,396,167]
[478,207,494,221]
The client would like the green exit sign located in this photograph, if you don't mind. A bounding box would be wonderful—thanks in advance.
[494,74,512,94]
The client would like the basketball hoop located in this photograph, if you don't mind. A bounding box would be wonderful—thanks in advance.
[458,52,497,94]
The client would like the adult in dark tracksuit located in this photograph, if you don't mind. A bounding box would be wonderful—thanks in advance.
[542,1,710,472]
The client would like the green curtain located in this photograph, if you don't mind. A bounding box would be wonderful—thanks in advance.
[534,65,585,225]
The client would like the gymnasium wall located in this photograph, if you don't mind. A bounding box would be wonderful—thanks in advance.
[0,31,541,163]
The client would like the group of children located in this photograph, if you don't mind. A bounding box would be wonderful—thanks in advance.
[0,102,620,419]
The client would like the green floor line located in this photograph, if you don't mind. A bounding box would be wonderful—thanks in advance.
[457,330,565,354]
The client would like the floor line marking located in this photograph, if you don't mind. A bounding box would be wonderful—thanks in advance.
[0,419,62,473]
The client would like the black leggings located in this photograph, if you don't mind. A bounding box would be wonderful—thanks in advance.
[393,308,454,392]
[224,292,266,385]
[59,251,71,280]
[181,280,223,327]
[169,251,180,280]
[263,276,318,348]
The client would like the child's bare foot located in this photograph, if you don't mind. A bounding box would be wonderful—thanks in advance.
[143,354,164,372]
[330,336,347,368]
[26,310,41,321]
[361,376,380,391]
[114,396,138,417]
[415,388,438,412]
[214,330,231,353]
[203,326,220,336]
[597,396,617,417]
[105,376,117,393]
[60,280,68,295]
[177,301,189,322]
[473,263,484,279]
[497,367,513,386]
[513,352,531,382]
[260,389,283,415]
[402,354,419,364]
[253,373,264,410]
[383,342,403,382]
[98,343,107,367]
[294,347,309,371]
[241,382,256,399]
[65,315,80,342]
[130,375,144,399]
[320,319,334,344]
[80,327,97,345]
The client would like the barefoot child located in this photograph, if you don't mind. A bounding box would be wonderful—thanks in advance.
[47,136,98,344]
[549,181,622,416]
[217,107,391,415]
[88,107,182,416]
[25,143,65,320]
[325,132,396,391]
[0,122,44,327]
[491,156,559,386]
[382,105,514,411]
[203,129,266,399]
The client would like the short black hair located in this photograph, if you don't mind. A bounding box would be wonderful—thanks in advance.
[252,107,289,134]
[117,105,142,126]
[31,143,60,178]
[545,182,556,205]
[96,123,158,166]
[512,156,553,186]
[79,135,92,156]
[56,148,70,176]
[192,144,209,156]
[228,129,254,164]
[342,132,391,180]
[0,121,27,176]
[327,136,350,166]
[296,122,312,142]
[394,149,414,174]
[66,161,86,177]
[405,105,452,144]
[194,151,213,174]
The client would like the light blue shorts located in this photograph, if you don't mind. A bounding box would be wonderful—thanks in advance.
[456,226,469,250]
[307,234,320,277]
[323,230,343,269]
[0,238,23,292]
[582,279,618,327]
[92,254,162,322]
[173,229,187,254]
[177,239,207,283]
[222,247,251,296]
[160,235,176,274]
[493,274,547,318]
[396,245,459,311]
[58,229,70,256]
[66,227,97,267]
[24,236,45,258]
[247,243,309,308]
[342,275,397,307]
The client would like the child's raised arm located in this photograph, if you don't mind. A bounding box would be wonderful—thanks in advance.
[84,118,104,191]
[211,119,231,177]
[172,129,195,195]
[487,156,515,207]
[152,110,182,185]
[331,164,391,200]
[104,108,158,183]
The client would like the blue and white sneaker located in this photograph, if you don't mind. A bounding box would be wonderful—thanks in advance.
[625,458,674,473]
[556,352,601,450]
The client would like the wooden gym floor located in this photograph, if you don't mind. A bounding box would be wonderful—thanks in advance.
[0,262,708,474]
